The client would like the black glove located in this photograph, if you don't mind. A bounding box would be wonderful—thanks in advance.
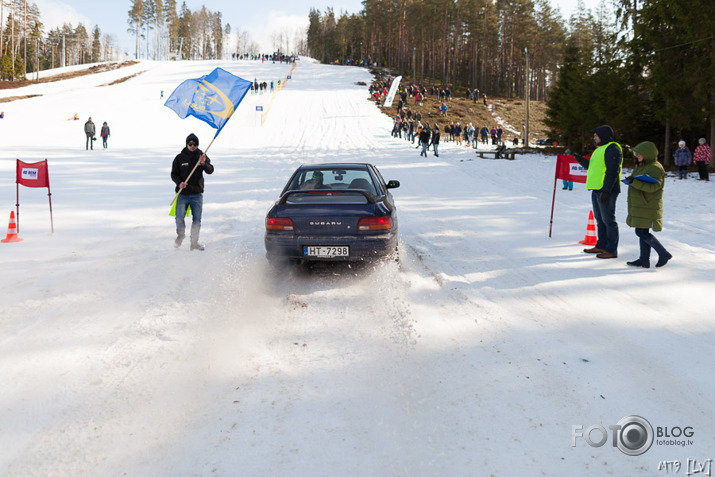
[600,191,611,204]
[626,176,634,184]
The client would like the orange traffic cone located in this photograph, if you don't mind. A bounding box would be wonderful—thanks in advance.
[1,211,23,243]
[578,210,597,246]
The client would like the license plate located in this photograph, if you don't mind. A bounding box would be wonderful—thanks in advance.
[304,246,350,257]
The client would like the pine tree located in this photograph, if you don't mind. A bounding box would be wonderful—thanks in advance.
[0,55,13,80]
[128,0,144,59]
[164,0,178,58]
[176,2,191,59]
[545,42,593,151]
[91,25,101,63]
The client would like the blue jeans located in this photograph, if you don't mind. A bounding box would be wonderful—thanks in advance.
[432,143,439,155]
[591,190,619,254]
[420,141,429,156]
[175,193,203,241]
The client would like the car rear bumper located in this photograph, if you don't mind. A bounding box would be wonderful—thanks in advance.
[265,231,398,261]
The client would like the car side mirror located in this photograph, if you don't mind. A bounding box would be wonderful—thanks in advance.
[386,180,400,189]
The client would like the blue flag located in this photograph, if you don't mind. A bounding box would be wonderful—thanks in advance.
[164,67,252,137]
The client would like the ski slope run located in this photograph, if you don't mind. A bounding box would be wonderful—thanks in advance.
[1,58,714,476]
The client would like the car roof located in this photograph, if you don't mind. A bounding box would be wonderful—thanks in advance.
[298,163,373,170]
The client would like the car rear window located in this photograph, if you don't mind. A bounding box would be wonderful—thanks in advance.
[288,169,377,196]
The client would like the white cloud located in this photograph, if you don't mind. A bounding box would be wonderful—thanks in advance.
[34,0,92,30]
[244,11,308,53]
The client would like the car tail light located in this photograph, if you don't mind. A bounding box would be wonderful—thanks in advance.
[266,217,294,231]
[357,216,393,231]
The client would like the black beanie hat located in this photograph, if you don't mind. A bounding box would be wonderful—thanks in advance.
[186,133,199,146]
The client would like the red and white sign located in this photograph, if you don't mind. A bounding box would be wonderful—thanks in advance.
[549,154,591,238]
[17,160,50,188]
[13,159,54,233]
[555,154,589,183]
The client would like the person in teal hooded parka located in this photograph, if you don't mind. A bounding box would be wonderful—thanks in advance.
[624,141,672,268]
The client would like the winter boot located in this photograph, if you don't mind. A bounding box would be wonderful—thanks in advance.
[190,238,205,251]
[626,258,650,268]
[174,233,185,248]
[655,252,672,268]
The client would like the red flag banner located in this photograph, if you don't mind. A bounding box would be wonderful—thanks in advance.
[17,159,50,188]
[555,154,589,183]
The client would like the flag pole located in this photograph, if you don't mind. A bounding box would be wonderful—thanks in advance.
[43,159,54,233]
[170,136,218,206]
[15,159,20,233]
[549,176,557,238]
[16,180,20,235]
[47,188,54,233]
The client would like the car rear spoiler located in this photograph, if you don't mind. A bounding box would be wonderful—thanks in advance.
[278,189,376,205]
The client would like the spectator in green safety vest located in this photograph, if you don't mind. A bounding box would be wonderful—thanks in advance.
[570,125,624,259]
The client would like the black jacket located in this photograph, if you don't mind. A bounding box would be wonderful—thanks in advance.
[171,147,214,195]
[431,130,440,145]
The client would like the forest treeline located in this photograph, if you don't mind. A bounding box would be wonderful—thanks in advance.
[127,0,226,62]
[0,0,278,83]
[0,1,228,81]
[307,0,715,162]
[1,0,123,80]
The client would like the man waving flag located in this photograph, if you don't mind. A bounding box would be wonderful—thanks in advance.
[164,68,252,211]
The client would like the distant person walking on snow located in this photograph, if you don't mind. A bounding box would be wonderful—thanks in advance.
[84,117,95,150]
[673,140,691,179]
[693,138,711,181]
[624,141,671,268]
[431,125,440,157]
[171,133,214,251]
[100,122,110,149]
[419,123,431,157]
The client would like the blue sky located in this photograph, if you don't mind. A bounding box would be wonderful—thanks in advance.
[32,0,603,56]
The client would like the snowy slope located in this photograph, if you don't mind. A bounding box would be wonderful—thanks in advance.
[1,59,714,476]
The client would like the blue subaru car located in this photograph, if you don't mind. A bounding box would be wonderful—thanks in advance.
[264,163,400,263]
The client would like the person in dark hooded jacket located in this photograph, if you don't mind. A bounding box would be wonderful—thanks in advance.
[571,125,624,259]
[171,133,214,250]
[419,123,431,157]
[624,141,672,268]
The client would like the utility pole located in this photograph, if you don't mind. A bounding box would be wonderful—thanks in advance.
[34,38,38,81]
[525,47,530,147]
[24,0,27,77]
[1,0,4,61]
[11,0,15,79]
